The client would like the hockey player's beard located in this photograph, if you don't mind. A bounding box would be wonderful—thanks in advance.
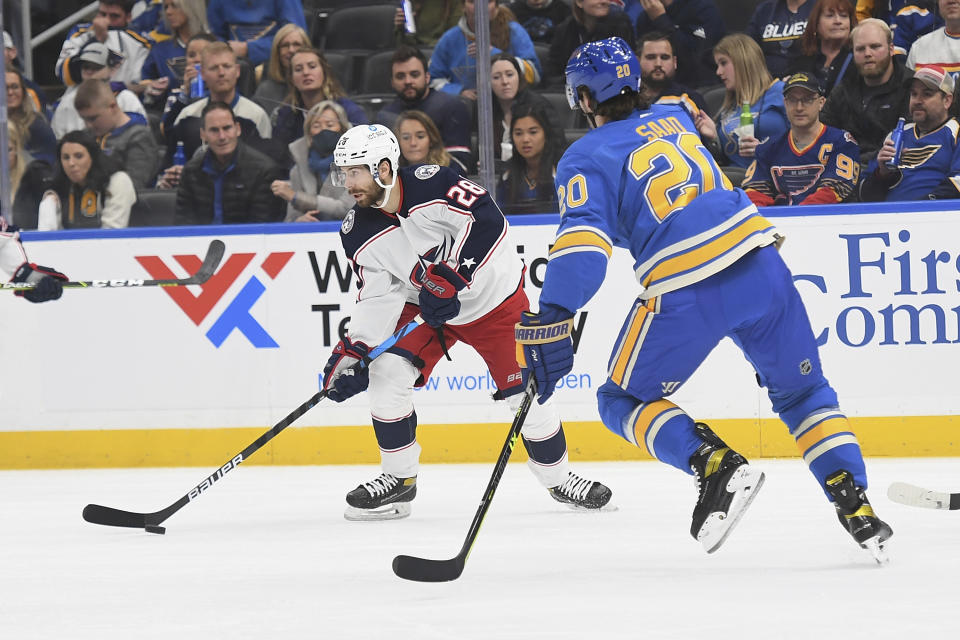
[351,183,387,208]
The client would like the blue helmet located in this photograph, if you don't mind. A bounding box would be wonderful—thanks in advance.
[564,37,642,111]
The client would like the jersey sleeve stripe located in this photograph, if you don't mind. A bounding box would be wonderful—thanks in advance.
[548,229,614,259]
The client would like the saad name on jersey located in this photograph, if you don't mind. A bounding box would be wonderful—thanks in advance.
[636,115,690,142]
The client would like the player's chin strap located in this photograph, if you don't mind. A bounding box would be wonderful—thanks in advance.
[373,164,398,209]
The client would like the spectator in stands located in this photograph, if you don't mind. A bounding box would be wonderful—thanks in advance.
[788,0,857,97]
[139,0,209,111]
[161,41,272,184]
[6,66,57,167]
[636,31,707,113]
[376,45,473,172]
[38,130,136,230]
[131,0,167,35]
[859,65,960,200]
[271,48,367,149]
[252,23,310,113]
[547,0,633,82]
[488,53,560,162]
[176,102,285,225]
[52,43,149,139]
[906,0,960,73]
[4,31,50,116]
[855,0,909,21]
[508,0,571,42]
[206,0,306,66]
[270,101,354,222]
[8,123,53,230]
[695,33,790,169]
[430,0,543,97]
[497,102,563,213]
[892,2,941,60]
[743,72,860,205]
[395,109,469,175]
[748,0,814,79]
[74,79,159,190]
[634,0,725,87]
[396,0,464,47]
[56,0,152,91]
[820,18,913,162]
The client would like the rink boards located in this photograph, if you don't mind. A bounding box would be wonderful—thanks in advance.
[1,201,958,469]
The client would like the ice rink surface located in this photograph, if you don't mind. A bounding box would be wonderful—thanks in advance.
[2,457,958,639]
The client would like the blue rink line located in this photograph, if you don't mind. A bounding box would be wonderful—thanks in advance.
[18,200,957,243]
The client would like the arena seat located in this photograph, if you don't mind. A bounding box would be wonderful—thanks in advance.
[321,5,397,51]
[129,189,177,227]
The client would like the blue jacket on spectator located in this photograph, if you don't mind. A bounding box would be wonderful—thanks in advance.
[140,35,187,86]
[429,17,542,95]
[717,80,790,169]
[747,0,814,80]
[206,0,306,66]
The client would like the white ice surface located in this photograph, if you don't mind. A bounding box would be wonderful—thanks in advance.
[2,458,959,639]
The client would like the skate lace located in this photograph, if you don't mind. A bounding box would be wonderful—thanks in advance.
[557,473,593,501]
[362,473,399,497]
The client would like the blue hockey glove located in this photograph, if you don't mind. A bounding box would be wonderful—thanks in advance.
[322,337,371,402]
[417,260,468,327]
[12,263,68,303]
[515,305,575,404]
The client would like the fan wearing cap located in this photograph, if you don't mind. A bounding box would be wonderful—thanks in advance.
[55,0,151,90]
[51,42,148,139]
[743,72,861,206]
[859,65,960,201]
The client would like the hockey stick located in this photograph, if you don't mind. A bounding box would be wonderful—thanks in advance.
[3,239,226,291]
[887,482,960,510]
[392,376,537,582]
[82,316,424,534]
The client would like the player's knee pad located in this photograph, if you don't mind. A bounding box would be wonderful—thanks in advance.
[368,353,419,419]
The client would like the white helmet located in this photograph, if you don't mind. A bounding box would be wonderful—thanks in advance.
[333,124,401,206]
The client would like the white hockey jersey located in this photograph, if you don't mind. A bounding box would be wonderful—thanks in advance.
[339,165,523,347]
[0,219,29,281]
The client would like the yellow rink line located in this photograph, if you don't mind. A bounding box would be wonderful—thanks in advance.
[1,416,958,470]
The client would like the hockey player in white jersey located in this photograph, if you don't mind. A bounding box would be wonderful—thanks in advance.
[1,219,67,303]
[323,124,612,521]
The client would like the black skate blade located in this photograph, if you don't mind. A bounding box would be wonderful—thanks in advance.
[392,554,465,582]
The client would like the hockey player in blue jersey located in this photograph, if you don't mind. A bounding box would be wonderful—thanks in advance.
[321,124,612,521]
[743,73,861,206]
[860,65,960,201]
[515,37,893,561]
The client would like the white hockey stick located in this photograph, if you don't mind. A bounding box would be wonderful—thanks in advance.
[887,482,960,510]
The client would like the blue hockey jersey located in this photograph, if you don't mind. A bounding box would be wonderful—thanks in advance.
[861,118,960,201]
[540,104,781,313]
[743,123,861,206]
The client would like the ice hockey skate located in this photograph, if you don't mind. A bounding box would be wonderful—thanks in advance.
[548,471,614,510]
[825,470,893,564]
[689,423,765,553]
[344,473,417,521]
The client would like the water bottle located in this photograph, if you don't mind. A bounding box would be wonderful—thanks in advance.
[739,102,754,140]
[401,0,416,34]
[172,141,187,167]
[886,117,905,169]
[189,63,204,99]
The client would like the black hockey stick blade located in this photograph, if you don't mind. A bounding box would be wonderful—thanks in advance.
[82,317,423,533]
[887,482,960,510]
[3,239,225,291]
[392,554,466,583]
[391,378,536,582]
